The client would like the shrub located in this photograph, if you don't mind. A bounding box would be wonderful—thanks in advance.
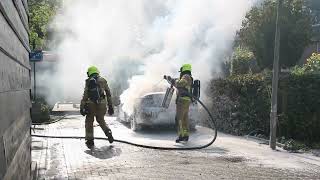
[31,97,51,123]
[210,72,320,145]
[283,139,308,152]
[209,73,270,135]
[278,73,320,144]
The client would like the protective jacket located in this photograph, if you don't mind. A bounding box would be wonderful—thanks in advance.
[80,75,113,109]
[175,74,193,102]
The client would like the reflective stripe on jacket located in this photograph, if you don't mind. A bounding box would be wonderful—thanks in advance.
[176,74,192,101]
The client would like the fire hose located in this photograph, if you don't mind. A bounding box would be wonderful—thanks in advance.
[31,78,217,150]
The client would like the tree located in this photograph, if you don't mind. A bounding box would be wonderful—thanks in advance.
[238,0,313,69]
[28,0,61,50]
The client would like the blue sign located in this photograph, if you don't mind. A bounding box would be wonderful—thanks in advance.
[29,50,43,62]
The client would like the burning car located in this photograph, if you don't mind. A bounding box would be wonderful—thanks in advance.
[117,92,199,131]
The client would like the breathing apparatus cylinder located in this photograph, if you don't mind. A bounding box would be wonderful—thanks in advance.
[192,80,200,100]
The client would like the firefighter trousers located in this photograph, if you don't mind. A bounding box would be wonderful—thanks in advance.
[85,102,111,141]
[176,98,191,137]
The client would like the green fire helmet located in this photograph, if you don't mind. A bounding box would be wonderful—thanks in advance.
[179,64,192,72]
[87,66,100,77]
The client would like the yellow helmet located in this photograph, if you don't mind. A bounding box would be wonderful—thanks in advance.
[87,66,99,77]
[179,64,192,72]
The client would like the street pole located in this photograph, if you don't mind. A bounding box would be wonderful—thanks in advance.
[33,61,36,101]
[270,0,282,150]
[32,39,36,101]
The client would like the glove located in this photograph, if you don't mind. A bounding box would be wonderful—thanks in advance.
[108,105,114,115]
[80,108,86,116]
[169,78,175,85]
[164,75,171,80]
[164,75,175,85]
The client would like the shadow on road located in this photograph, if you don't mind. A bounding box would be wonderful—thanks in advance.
[84,145,122,159]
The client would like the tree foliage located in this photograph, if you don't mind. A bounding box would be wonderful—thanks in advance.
[305,53,320,72]
[238,0,313,69]
[292,53,320,74]
[231,47,258,75]
[28,0,61,50]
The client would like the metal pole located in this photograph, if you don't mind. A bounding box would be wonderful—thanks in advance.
[270,0,282,150]
[32,39,36,101]
[33,61,36,101]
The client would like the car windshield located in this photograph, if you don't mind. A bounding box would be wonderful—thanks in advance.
[140,94,164,107]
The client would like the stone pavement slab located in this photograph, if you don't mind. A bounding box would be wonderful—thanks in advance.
[32,115,320,179]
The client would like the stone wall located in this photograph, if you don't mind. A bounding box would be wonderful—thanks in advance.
[0,0,31,179]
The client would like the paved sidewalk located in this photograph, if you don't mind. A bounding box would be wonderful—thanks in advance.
[32,115,320,179]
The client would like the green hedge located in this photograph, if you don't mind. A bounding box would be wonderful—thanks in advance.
[31,97,51,123]
[210,72,320,145]
[278,73,320,144]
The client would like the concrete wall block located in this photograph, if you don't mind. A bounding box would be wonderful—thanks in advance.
[3,132,31,180]
[3,116,30,166]
[13,0,29,30]
[0,91,31,180]
[0,0,29,44]
[0,138,7,179]
[0,90,31,138]
[22,0,29,14]
[0,50,31,93]
[0,12,29,68]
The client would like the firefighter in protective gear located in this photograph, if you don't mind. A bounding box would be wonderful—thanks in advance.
[166,64,193,143]
[80,66,114,148]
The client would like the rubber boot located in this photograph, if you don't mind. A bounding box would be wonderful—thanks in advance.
[175,136,184,143]
[85,139,94,149]
[105,129,114,143]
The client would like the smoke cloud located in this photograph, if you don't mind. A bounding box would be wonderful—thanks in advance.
[43,0,257,114]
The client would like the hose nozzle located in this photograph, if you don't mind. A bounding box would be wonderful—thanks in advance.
[163,75,174,85]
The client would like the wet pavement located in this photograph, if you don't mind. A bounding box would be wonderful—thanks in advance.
[32,115,320,179]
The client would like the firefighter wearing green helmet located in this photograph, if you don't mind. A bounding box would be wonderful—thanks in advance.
[80,66,114,148]
[165,64,193,142]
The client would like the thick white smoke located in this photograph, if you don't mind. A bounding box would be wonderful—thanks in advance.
[46,0,257,114]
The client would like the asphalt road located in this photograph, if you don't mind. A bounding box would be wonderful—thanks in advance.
[32,115,320,179]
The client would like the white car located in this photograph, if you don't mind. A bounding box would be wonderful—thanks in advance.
[117,92,199,131]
